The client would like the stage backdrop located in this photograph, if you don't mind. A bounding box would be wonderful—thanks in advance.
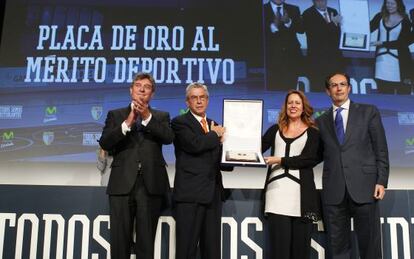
[0,186,414,259]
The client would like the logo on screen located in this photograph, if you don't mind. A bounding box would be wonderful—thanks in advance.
[44,106,57,123]
[267,109,280,123]
[405,137,414,155]
[83,132,101,146]
[313,110,327,119]
[43,132,55,145]
[0,105,23,119]
[179,108,189,115]
[398,112,414,125]
[1,131,15,148]
[91,106,103,120]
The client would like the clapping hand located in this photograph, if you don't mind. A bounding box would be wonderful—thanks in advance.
[280,11,290,24]
[273,13,281,27]
[125,98,150,127]
[331,13,342,25]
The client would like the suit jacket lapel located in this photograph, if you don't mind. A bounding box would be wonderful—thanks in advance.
[312,6,325,24]
[324,107,340,145]
[186,112,205,134]
[343,102,356,146]
[207,118,214,132]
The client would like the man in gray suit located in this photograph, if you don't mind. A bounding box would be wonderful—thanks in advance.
[316,72,389,259]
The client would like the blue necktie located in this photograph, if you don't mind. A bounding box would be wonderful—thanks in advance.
[335,107,345,145]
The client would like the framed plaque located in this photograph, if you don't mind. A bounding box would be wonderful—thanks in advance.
[221,99,266,167]
[339,0,370,51]
[342,32,367,49]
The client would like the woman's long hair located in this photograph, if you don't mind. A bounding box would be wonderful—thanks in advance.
[381,0,407,19]
[277,90,316,131]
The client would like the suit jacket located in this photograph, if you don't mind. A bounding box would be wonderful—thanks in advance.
[316,102,389,205]
[263,2,304,89]
[99,106,174,195]
[172,112,224,204]
[410,9,414,38]
[302,6,342,62]
[263,2,303,53]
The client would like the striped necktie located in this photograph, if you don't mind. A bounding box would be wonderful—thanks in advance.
[201,118,208,133]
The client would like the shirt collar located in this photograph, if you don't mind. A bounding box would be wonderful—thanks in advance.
[270,1,283,10]
[190,111,207,123]
[332,98,350,111]
[315,7,328,16]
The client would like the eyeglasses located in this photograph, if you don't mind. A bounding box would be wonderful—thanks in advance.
[133,83,153,91]
[329,82,349,89]
[189,95,208,102]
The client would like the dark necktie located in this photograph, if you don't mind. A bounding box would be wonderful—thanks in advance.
[276,6,282,17]
[335,107,345,145]
[136,116,143,132]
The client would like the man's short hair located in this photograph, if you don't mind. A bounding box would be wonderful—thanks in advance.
[325,72,351,89]
[131,72,156,92]
[185,82,209,99]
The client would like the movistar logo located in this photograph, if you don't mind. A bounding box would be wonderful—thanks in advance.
[44,106,57,123]
[2,131,14,141]
[45,106,57,115]
[405,137,414,154]
[179,108,189,115]
[313,110,326,118]
[406,137,414,146]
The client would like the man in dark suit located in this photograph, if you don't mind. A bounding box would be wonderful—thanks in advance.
[410,8,414,44]
[263,0,304,91]
[99,72,174,259]
[316,72,389,259]
[172,82,227,259]
[303,0,344,91]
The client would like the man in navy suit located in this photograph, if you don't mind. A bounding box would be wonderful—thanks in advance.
[99,72,174,259]
[263,0,304,91]
[316,72,389,259]
[172,82,228,259]
[303,0,344,91]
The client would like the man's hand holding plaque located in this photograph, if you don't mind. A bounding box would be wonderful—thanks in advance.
[211,121,226,142]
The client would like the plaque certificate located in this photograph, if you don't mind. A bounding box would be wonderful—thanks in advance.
[343,33,367,49]
[221,99,266,167]
[339,0,370,51]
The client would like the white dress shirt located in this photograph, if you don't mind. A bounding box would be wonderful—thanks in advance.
[190,111,209,132]
[316,8,331,23]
